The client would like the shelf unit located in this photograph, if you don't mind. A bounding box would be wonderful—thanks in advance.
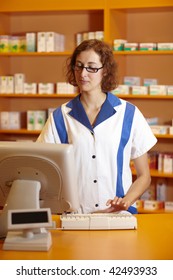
[0,0,173,200]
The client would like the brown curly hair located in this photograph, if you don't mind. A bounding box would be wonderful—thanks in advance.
[65,39,118,92]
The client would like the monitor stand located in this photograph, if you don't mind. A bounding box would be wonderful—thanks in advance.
[0,179,41,238]
[3,228,52,251]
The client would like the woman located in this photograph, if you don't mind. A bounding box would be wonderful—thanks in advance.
[37,39,157,214]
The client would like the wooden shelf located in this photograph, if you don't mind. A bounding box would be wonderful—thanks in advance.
[108,0,173,9]
[132,169,173,178]
[117,94,173,100]
[0,129,40,135]
[1,50,173,57]
[114,50,173,55]
[0,51,72,57]
[0,93,77,98]
[0,93,173,100]
[155,134,173,139]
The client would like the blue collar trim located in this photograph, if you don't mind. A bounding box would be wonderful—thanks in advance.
[66,93,121,130]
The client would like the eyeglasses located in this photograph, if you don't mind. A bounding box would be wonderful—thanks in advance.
[73,64,104,73]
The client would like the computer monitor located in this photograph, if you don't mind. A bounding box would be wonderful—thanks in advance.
[0,141,80,237]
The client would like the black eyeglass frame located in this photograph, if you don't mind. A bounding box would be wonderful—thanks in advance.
[72,64,104,73]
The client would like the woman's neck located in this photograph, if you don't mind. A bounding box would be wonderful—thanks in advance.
[80,92,106,126]
[80,91,106,110]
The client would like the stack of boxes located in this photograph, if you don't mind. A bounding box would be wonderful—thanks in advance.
[0,31,65,53]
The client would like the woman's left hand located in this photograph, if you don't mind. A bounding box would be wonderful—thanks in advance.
[98,197,130,213]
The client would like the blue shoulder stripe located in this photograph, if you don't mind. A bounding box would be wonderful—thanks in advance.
[53,107,68,143]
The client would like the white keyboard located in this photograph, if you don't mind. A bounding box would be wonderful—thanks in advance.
[60,211,137,230]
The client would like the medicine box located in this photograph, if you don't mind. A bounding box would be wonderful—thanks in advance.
[140,183,156,201]
[24,83,37,94]
[167,86,173,95]
[143,78,158,86]
[150,125,169,135]
[149,85,167,95]
[95,31,104,41]
[112,85,129,95]
[157,179,173,201]
[37,32,46,52]
[6,76,14,93]
[124,76,141,86]
[165,202,173,211]
[9,112,21,129]
[157,43,173,50]
[38,83,54,94]
[27,111,35,130]
[34,110,47,130]
[0,111,21,129]
[26,33,36,52]
[0,76,7,93]
[144,200,164,210]
[46,32,59,52]
[124,43,138,51]
[163,153,173,173]
[169,127,173,135]
[132,86,148,95]
[19,36,26,52]
[27,110,46,130]
[56,82,76,94]
[0,76,14,93]
[14,73,25,94]
[45,32,65,52]
[10,36,20,52]
[113,39,127,51]
[0,35,11,52]
[0,111,9,129]
[139,43,157,51]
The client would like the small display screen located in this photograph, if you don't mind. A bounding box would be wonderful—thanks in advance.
[11,211,48,224]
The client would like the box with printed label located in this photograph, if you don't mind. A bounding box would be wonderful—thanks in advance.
[34,111,46,130]
[132,86,148,95]
[0,111,21,129]
[0,35,11,52]
[124,43,138,51]
[24,83,37,94]
[0,76,7,93]
[143,78,158,86]
[10,36,20,52]
[37,32,46,52]
[165,202,173,211]
[144,200,164,210]
[26,33,36,52]
[14,73,25,94]
[157,179,173,201]
[139,43,157,51]
[157,43,173,50]
[46,32,65,52]
[124,76,141,86]
[6,76,14,93]
[9,112,21,129]
[113,39,127,51]
[38,83,54,94]
[0,112,9,129]
[149,85,167,95]
[167,86,173,95]
[112,85,129,95]
[27,111,35,130]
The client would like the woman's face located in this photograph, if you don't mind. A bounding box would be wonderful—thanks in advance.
[74,49,104,94]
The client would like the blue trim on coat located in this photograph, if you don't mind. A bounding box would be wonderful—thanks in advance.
[53,107,68,143]
[66,93,121,129]
[116,102,136,213]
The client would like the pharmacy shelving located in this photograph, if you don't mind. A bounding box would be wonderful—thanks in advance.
[0,1,173,196]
